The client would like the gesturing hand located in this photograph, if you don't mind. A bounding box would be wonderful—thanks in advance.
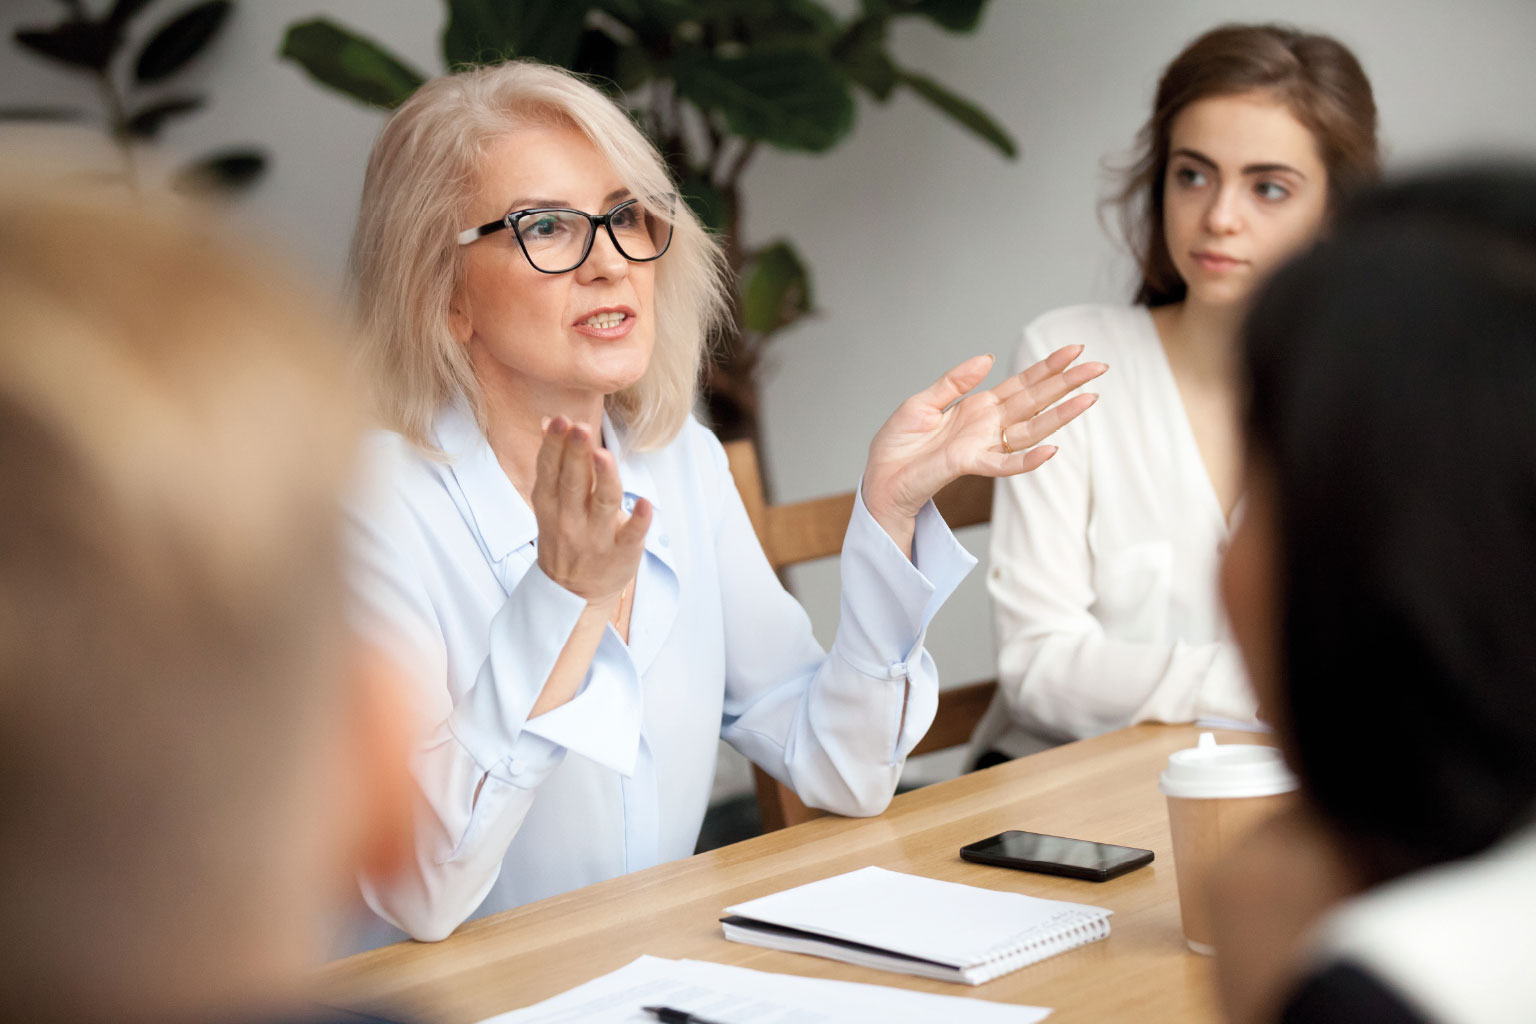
[862,345,1106,549]
[531,417,651,607]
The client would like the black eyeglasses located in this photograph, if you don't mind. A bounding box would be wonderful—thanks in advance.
[456,195,675,274]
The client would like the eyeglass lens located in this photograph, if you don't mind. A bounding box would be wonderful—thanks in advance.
[514,199,672,273]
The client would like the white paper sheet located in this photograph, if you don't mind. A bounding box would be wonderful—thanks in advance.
[475,955,1051,1024]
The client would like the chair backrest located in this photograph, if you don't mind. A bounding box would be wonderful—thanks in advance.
[723,437,998,831]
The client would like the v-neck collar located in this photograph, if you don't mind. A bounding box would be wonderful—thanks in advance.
[1137,306,1242,534]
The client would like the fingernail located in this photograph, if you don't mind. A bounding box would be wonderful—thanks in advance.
[541,415,552,431]
[1085,393,1100,404]
[1042,445,1059,458]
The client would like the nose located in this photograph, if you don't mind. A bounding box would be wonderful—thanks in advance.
[1204,184,1244,236]
[576,224,629,283]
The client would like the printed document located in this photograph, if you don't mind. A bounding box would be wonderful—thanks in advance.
[475,954,1051,1023]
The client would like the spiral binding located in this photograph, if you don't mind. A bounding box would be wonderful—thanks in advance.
[968,912,1113,983]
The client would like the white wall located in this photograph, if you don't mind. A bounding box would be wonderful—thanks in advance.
[7,0,1535,795]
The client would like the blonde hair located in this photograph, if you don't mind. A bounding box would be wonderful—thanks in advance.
[0,175,362,1019]
[350,60,730,452]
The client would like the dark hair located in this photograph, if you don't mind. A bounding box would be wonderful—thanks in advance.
[1114,23,1381,307]
[1241,165,1536,884]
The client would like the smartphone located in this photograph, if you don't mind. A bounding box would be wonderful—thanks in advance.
[960,830,1154,882]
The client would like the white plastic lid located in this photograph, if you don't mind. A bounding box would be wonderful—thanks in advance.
[1158,732,1298,799]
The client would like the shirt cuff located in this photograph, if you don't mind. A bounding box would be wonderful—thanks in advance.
[911,492,978,622]
[485,731,564,789]
[520,629,644,777]
[832,484,978,675]
[445,562,585,772]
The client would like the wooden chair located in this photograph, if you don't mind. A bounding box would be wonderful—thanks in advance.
[723,438,998,832]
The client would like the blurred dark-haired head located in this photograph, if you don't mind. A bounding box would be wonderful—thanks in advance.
[1227,164,1536,884]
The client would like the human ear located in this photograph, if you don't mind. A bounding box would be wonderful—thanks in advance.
[448,290,474,345]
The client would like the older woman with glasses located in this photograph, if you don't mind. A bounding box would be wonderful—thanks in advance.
[345,60,1104,945]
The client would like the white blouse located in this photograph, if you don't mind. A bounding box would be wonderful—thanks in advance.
[973,304,1257,759]
[346,403,975,945]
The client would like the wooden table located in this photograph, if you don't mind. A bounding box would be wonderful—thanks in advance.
[320,724,1259,1022]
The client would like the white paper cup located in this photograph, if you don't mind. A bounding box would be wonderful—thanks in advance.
[1159,733,1297,954]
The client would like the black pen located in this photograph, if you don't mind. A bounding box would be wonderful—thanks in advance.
[642,1005,730,1024]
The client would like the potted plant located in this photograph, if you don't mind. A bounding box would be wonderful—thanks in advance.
[5,0,266,193]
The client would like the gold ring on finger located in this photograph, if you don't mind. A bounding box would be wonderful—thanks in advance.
[1000,425,1014,455]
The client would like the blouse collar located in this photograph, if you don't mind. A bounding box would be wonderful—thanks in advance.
[432,400,661,565]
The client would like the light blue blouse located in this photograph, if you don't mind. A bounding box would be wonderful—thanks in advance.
[346,403,974,944]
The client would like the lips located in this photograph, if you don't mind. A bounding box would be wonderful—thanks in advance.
[573,305,637,339]
[1192,251,1247,273]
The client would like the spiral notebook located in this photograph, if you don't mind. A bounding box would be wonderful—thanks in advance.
[720,866,1112,985]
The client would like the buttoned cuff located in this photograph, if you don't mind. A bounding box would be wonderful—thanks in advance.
[435,729,565,865]
[445,563,585,773]
[485,731,564,788]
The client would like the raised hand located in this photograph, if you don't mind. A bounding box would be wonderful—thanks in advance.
[861,345,1106,551]
[531,416,651,607]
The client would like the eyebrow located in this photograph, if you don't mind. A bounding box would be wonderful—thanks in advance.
[1171,148,1308,179]
[503,188,634,213]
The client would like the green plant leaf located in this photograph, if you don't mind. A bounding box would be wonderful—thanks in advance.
[14,21,120,72]
[174,148,266,194]
[123,95,203,138]
[612,40,654,92]
[674,168,731,233]
[704,0,838,48]
[908,0,988,32]
[442,0,588,69]
[134,0,232,83]
[571,25,630,91]
[107,0,157,27]
[0,105,88,121]
[573,6,656,91]
[672,48,854,153]
[280,19,426,111]
[594,0,648,23]
[742,240,812,333]
[897,69,1016,158]
[597,0,686,41]
[832,15,897,100]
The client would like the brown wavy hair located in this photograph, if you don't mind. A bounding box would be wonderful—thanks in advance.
[1112,23,1381,307]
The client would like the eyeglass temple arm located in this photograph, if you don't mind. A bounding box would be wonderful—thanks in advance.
[457,219,507,246]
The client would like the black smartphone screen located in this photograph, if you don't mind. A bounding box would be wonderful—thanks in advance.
[960,830,1154,881]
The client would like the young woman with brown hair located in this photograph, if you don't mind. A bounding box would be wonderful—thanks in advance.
[975,24,1381,762]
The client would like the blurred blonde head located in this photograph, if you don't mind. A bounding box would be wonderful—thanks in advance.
[0,172,395,1021]
[350,60,729,453]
